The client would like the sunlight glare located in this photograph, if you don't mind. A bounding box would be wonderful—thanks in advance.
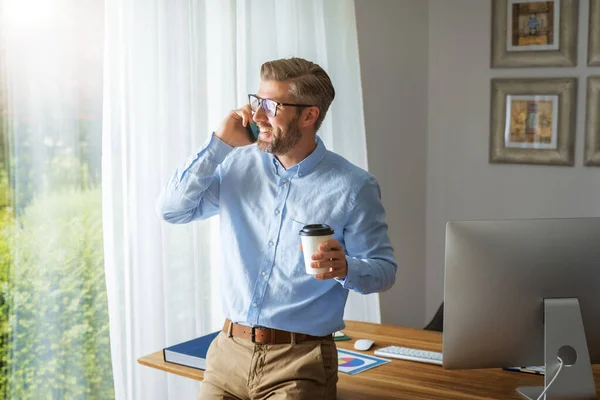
[1,0,61,31]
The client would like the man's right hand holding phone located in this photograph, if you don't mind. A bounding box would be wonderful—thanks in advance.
[215,105,255,147]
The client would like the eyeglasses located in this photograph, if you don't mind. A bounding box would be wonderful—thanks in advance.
[248,94,314,118]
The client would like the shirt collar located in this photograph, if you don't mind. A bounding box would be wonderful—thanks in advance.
[269,136,327,177]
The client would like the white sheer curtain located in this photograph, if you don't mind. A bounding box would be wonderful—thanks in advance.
[102,1,377,399]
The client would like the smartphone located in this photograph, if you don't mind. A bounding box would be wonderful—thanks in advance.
[246,121,259,143]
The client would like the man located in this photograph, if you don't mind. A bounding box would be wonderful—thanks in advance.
[157,57,397,400]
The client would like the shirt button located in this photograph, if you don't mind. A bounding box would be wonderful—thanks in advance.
[253,302,258,307]
[298,172,303,177]
[283,178,288,183]
[274,209,280,215]
[268,241,274,247]
[262,271,267,277]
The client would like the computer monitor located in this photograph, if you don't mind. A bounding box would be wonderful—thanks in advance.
[442,218,600,400]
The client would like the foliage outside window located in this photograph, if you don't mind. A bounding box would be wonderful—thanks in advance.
[0,1,114,398]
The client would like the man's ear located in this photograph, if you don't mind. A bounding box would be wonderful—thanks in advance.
[300,106,320,128]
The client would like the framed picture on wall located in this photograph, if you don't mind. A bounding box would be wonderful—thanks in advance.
[585,77,600,165]
[588,0,600,65]
[491,0,579,67]
[490,78,576,166]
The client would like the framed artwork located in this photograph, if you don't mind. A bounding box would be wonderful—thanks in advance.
[491,0,579,67]
[585,77,600,166]
[588,0,600,65]
[490,78,576,166]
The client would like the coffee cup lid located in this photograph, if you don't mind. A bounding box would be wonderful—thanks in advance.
[299,224,334,236]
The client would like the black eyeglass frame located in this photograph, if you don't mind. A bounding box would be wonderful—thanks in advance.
[248,94,314,117]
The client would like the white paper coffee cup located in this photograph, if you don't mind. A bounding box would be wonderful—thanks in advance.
[299,224,334,275]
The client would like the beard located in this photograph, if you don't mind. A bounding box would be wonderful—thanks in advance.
[257,114,302,156]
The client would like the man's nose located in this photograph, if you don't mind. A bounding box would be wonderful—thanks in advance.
[253,103,268,123]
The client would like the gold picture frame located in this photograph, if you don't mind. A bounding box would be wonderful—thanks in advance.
[491,0,579,68]
[588,0,600,65]
[490,78,576,166]
[585,76,600,165]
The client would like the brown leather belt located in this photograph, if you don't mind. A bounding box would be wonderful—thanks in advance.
[222,319,333,345]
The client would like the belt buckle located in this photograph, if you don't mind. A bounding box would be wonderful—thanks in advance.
[251,326,266,343]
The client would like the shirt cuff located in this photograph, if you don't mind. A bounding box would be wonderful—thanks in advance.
[178,133,234,181]
[203,133,234,164]
[335,256,361,291]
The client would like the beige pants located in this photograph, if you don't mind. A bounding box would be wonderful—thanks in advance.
[198,331,338,400]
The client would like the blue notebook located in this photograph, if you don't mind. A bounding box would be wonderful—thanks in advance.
[163,331,220,370]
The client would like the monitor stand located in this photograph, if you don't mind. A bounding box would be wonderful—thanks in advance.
[517,298,596,400]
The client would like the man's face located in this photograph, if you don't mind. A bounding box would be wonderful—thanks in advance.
[253,80,303,156]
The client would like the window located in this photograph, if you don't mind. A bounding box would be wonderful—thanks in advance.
[0,1,113,398]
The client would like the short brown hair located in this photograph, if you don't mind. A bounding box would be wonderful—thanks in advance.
[260,57,335,132]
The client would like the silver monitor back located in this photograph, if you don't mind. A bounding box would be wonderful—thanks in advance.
[443,217,600,369]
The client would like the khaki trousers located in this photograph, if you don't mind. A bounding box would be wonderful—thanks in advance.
[198,331,338,400]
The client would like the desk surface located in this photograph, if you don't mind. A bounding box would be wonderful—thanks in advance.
[138,320,600,399]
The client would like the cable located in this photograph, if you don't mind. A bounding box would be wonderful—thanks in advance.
[536,356,564,400]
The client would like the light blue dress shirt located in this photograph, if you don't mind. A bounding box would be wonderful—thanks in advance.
[157,135,397,336]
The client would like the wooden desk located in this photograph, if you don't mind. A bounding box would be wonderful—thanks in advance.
[138,320,600,399]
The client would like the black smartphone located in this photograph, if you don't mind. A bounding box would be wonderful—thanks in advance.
[246,121,259,143]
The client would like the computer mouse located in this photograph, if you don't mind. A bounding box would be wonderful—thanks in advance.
[353,339,375,351]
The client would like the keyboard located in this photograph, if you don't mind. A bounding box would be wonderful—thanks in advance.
[374,346,443,366]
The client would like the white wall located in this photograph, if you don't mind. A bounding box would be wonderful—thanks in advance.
[356,0,600,327]
[354,0,429,328]
[426,0,600,320]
